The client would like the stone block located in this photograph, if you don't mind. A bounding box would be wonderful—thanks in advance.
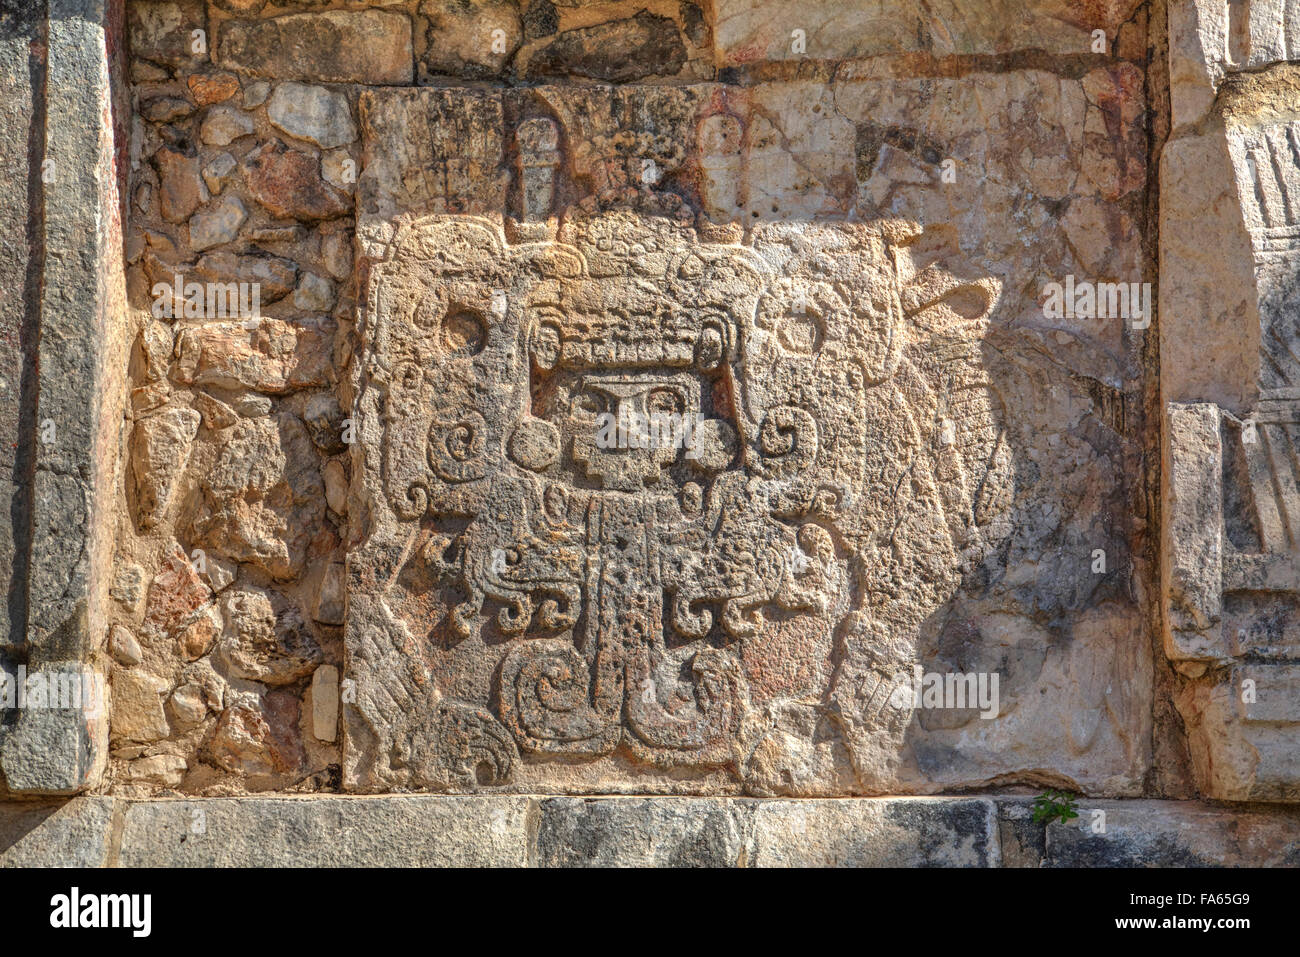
[0,798,117,867]
[217,11,414,85]
[117,796,532,866]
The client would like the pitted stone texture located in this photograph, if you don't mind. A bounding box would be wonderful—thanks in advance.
[9,796,1300,866]
[128,0,207,67]
[1159,52,1300,798]
[267,83,358,150]
[712,0,1145,65]
[116,796,531,867]
[0,798,117,868]
[7,0,128,794]
[346,82,1151,798]
[0,664,105,795]
[535,796,997,868]
[536,798,750,867]
[0,1,40,653]
[748,798,999,867]
[189,413,326,581]
[217,10,414,85]
[525,11,687,82]
[130,404,200,531]
[1044,800,1300,867]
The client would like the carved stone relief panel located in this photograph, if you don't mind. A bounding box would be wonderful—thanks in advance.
[345,83,1152,795]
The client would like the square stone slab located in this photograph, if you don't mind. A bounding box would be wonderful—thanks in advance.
[344,83,1152,795]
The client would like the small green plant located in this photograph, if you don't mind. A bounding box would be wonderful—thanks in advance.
[1031,789,1079,825]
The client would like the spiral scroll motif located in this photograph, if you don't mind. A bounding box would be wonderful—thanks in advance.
[497,640,618,755]
[427,408,489,482]
[755,406,818,478]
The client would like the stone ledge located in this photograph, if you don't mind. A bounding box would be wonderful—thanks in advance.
[535,796,999,867]
[116,795,533,868]
[1041,800,1300,867]
[0,797,117,868]
[3,795,1297,867]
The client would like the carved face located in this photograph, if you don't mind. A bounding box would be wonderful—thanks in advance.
[522,277,741,495]
[567,373,700,490]
[362,211,1005,790]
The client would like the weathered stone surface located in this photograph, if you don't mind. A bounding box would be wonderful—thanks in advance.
[0,665,103,795]
[321,148,356,193]
[111,564,148,613]
[128,0,206,67]
[1045,800,1300,867]
[187,72,240,107]
[243,80,271,108]
[303,393,347,454]
[217,584,323,684]
[205,691,305,778]
[1163,403,1225,663]
[8,795,1300,866]
[194,250,297,304]
[142,545,212,640]
[171,319,332,394]
[190,414,326,580]
[323,458,348,515]
[130,404,200,530]
[108,625,143,667]
[0,0,40,656]
[267,82,357,149]
[142,95,193,123]
[154,145,207,224]
[536,798,750,867]
[535,796,998,866]
[525,11,687,82]
[4,0,129,798]
[996,800,1048,868]
[10,0,1300,865]
[420,0,522,78]
[293,271,335,312]
[321,229,353,280]
[712,0,1143,64]
[116,796,532,866]
[199,105,254,147]
[346,82,1151,797]
[242,140,351,221]
[111,670,171,744]
[311,664,340,742]
[188,195,247,251]
[0,798,117,868]
[178,603,222,661]
[217,11,414,85]
[197,154,236,201]
[122,753,188,787]
[747,798,999,867]
[313,562,346,625]
[1159,4,1300,803]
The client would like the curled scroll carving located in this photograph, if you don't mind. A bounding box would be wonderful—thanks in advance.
[352,195,1008,790]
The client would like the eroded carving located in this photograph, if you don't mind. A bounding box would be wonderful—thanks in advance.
[346,91,1014,794]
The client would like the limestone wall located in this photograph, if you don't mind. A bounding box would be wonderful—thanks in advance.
[0,0,1292,824]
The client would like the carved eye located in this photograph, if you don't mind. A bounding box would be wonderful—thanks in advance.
[647,388,683,417]
[443,309,486,357]
[778,313,823,355]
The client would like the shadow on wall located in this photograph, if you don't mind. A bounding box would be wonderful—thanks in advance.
[341,74,1154,799]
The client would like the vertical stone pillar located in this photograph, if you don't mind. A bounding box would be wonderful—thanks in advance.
[0,3,44,658]
[1163,0,1300,801]
[0,0,127,794]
